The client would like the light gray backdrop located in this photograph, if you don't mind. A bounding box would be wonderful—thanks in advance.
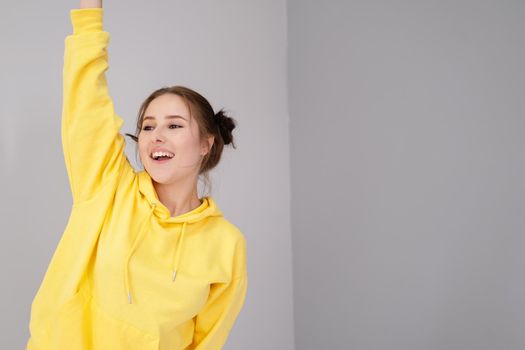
[288,1,525,349]
[2,1,524,349]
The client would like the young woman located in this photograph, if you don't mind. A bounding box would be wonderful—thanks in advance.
[26,1,248,349]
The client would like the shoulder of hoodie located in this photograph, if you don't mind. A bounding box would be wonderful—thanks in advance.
[206,215,246,244]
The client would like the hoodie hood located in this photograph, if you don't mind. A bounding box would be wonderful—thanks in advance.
[123,170,223,304]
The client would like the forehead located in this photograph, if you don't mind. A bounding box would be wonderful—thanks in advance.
[144,94,190,119]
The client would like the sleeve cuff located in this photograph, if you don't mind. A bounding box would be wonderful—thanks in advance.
[70,8,104,34]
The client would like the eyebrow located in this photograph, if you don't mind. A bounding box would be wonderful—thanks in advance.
[143,115,187,121]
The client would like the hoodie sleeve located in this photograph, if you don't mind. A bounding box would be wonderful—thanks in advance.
[188,238,248,350]
[62,8,131,205]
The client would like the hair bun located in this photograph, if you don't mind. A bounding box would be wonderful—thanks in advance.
[215,109,236,147]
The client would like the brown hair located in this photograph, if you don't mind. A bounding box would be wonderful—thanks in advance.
[125,85,237,195]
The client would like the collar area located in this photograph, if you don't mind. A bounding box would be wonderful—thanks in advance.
[136,169,223,222]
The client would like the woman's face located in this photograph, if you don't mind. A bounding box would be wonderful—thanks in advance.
[138,93,212,185]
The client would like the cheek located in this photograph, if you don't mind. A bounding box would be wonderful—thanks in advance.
[176,140,203,158]
[137,139,148,157]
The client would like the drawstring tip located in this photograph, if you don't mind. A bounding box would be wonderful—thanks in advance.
[127,291,132,304]
[172,270,177,282]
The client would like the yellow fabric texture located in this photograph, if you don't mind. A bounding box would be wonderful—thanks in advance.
[26,8,248,350]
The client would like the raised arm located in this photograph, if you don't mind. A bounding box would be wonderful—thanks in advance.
[62,6,133,205]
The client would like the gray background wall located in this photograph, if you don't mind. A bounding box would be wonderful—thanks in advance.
[1,0,293,349]
[288,1,525,349]
[1,1,524,349]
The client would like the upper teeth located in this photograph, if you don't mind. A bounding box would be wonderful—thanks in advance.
[152,151,174,158]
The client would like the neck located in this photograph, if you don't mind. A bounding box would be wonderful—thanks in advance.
[152,178,202,217]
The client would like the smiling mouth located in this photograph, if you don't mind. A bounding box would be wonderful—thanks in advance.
[150,151,175,161]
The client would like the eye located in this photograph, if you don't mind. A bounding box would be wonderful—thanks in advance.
[141,124,182,131]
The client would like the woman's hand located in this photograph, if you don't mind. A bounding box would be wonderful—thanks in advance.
[79,0,102,8]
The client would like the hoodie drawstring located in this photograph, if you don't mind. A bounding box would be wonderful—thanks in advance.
[124,201,190,304]
[124,201,156,304]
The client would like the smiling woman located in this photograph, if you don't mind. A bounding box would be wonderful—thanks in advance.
[26,3,248,350]
[125,86,237,200]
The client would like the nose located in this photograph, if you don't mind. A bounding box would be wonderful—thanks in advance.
[151,128,166,143]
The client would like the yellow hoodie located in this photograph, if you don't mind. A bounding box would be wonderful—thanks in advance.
[26,8,248,350]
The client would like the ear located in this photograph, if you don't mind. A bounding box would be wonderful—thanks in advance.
[201,135,214,156]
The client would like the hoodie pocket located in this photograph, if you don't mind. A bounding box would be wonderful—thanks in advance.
[49,287,159,350]
[50,287,93,349]
[89,295,159,349]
